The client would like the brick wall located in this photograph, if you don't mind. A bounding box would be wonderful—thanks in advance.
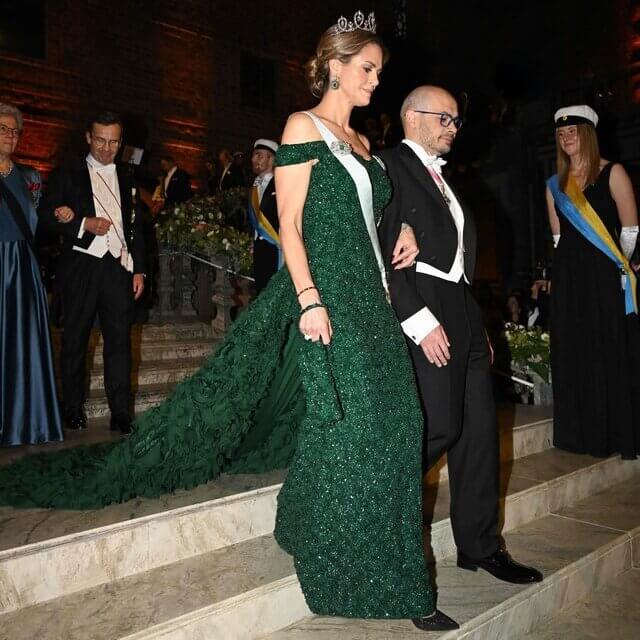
[2,0,392,180]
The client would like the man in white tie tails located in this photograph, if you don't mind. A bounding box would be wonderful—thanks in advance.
[379,86,542,585]
[248,138,280,292]
[40,112,146,434]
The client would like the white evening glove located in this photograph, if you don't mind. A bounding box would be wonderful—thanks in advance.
[620,226,639,259]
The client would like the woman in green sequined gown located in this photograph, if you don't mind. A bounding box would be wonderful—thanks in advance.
[0,24,438,622]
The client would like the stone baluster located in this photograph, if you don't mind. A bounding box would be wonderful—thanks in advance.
[150,251,178,319]
[211,255,234,336]
[178,253,197,318]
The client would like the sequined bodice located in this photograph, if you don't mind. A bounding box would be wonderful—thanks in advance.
[276,141,391,310]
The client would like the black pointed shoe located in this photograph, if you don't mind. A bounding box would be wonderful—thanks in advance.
[412,609,459,631]
[65,414,87,430]
[457,548,543,584]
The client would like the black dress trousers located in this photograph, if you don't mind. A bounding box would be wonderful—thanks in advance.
[60,252,133,420]
[407,277,500,559]
[252,237,279,294]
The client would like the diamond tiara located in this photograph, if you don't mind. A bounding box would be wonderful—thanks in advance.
[332,10,377,35]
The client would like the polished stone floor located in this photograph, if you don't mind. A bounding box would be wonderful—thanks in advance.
[523,569,640,640]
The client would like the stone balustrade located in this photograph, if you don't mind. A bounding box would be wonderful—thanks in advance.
[149,250,253,336]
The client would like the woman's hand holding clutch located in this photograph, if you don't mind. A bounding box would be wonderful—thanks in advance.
[299,289,333,345]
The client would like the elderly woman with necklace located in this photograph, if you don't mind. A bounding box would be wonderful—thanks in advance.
[546,105,640,459]
[0,103,71,445]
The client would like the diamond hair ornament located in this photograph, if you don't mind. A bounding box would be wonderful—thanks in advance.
[333,10,377,34]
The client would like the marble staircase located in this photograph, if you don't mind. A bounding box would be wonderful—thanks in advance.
[0,407,638,639]
[50,321,219,420]
[522,565,640,640]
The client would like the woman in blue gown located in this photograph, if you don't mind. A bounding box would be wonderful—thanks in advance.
[0,103,66,445]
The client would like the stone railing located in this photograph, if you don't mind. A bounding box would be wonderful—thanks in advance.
[149,250,254,336]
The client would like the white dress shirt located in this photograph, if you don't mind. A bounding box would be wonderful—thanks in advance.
[400,139,468,345]
[163,165,177,195]
[219,162,232,190]
[251,171,274,241]
[75,154,132,272]
[254,170,273,203]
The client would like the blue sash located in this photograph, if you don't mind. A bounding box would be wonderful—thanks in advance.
[248,185,283,268]
[547,174,637,315]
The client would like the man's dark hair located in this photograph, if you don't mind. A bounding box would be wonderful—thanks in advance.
[86,111,124,134]
[160,154,175,163]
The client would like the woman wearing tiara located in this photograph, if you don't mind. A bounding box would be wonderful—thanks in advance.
[0,13,457,630]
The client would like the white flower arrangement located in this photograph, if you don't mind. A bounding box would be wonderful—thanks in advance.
[504,323,551,385]
[157,190,252,275]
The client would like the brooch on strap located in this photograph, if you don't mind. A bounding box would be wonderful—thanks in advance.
[330,139,352,156]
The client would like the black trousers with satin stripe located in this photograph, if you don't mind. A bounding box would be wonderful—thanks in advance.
[406,278,500,559]
[60,252,133,420]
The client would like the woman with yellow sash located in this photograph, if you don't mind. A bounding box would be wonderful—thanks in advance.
[546,105,640,459]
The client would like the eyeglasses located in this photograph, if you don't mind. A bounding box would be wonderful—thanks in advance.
[412,110,463,130]
[0,123,21,138]
[91,136,121,148]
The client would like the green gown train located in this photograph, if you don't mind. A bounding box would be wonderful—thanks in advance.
[0,139,434,618]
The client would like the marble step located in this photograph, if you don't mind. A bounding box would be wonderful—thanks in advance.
[77,357,206,391]
[85,382,175,418]
[425,450,640,564]
[263,479,640,640]
[0,534,309,640]
[1,443,637,618]
[56,338,217,367]
[521,568,640,640]
[2,473,638,640]
[51,320,216,346]
[426,411,552,485]
[0,470,286,616]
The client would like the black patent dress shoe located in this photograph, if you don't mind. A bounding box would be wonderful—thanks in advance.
[65,414,87,430]
[110,415,133,435]
[457,548,543,584]
[412,609,459,631]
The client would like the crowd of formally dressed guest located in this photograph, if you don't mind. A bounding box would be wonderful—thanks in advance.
[1,8,639,633]
[1,93,639,462]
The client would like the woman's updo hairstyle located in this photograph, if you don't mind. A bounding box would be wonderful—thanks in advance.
[305,25,388,98]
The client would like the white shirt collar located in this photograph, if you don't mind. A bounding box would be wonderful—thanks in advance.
[166,165,177,180]
[401,139,447,173]
[253,171,273,187]
[86,153,116,175]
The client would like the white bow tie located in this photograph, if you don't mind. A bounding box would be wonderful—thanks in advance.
[96,163,116,176]
[88,159,116,176]
[423,155,447,174]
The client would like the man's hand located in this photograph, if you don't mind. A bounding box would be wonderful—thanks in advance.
[84,217,112,236]
[392,224,420,270]
[420,324,450,367]
[133,274,145,300]
[530,279,549,300]
[54,206,75,223]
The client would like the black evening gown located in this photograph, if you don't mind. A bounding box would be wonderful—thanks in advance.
[550,163,640,459]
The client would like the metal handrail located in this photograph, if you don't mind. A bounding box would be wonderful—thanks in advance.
[161,249,255,282]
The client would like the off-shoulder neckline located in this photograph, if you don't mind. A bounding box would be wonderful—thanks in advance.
[279,140,376,164]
